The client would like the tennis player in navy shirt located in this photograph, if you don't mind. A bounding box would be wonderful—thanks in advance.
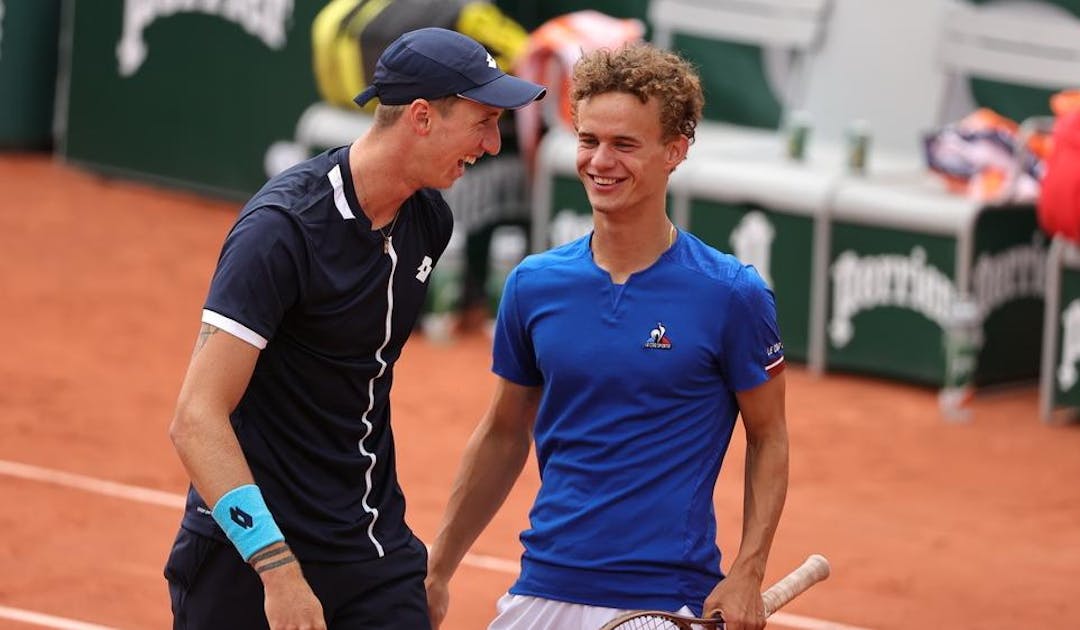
[426,44,788,630]
[163,28,544,629]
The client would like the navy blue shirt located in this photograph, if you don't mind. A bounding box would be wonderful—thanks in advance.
[180,146,453,562]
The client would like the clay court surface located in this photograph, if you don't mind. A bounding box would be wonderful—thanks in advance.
[2,153,1079,629]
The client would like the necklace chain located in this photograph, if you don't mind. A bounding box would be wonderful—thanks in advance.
[357,165,399,254]
[378,213,399,253]
[378,213,399,239]
[668,223,676,249]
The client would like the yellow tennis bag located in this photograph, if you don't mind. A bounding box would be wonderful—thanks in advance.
[313,0,529,109]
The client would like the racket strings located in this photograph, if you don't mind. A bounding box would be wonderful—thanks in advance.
[605,614,719,630]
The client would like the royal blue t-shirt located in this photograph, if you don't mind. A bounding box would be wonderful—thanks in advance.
[492,230,784,613]
[180,146,453,562]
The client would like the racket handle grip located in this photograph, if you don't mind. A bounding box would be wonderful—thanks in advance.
[762,554,831,616]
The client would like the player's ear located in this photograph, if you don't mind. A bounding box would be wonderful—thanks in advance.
[408,99,433,135]
[665,134,689,172]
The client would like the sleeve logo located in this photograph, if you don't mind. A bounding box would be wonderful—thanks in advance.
[416,255,433,282]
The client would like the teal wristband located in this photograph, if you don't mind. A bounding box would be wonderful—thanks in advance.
[211,484,285,562]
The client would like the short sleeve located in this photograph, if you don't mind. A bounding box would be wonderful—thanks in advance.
[491,266,543,386]
[720,265,785,392]
[203,208,307,348]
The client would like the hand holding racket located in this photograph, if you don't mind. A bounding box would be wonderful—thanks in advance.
[598,554,830,630]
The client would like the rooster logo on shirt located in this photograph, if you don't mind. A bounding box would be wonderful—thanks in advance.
[644,322,672,350]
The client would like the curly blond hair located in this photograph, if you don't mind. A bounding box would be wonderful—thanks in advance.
[570,44,704,143]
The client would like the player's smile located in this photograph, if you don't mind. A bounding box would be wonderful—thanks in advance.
[454,154,479,176]
[587,174,626,189]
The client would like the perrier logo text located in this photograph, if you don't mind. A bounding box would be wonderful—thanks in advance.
[829,246,954,348]
[117,0,295,76]
[829,235,1045,348]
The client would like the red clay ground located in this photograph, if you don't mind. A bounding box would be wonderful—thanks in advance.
[2,153,1079,629]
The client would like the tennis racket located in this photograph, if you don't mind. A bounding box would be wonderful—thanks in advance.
[598,554,830,630]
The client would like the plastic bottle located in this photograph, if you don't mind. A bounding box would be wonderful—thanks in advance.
[485,225,528,333]
[939,296,982,422]
[421,230,465,343]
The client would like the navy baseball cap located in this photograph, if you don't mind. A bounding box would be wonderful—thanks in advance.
[354,28,546,110]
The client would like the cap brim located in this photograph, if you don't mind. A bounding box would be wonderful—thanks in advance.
[354,85,378,107]
[458,74,546,110]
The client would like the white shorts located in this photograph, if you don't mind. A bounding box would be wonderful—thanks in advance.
[488,593,695,630]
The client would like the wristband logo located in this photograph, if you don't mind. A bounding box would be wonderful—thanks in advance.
[230,506,254,529]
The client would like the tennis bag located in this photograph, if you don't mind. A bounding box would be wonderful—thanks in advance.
[313,0,529,109]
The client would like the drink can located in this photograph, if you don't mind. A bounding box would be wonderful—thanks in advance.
[786,110,810,161]
[847,119,871,175]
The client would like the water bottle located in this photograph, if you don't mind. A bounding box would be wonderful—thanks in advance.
[422,230,465,343]
[485,225,528,332]
[939,296,982,422]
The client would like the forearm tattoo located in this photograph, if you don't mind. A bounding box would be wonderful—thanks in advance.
[250,544,298,574]
[255,556,298,574]
[193,323,219,355]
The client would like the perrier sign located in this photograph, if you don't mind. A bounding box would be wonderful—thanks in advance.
[826,210,1045,387]
[63,0,320,197]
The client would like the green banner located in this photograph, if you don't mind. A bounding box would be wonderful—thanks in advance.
[0,0,62,150]
[62,0,322,197]
[825,209,1046,387]
[1054,267,1080,408]
[826,224,957,385]
[969,207,1045,385]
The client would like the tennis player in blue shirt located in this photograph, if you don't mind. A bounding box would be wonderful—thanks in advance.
[426,44,789,630]
[163,28,544,629]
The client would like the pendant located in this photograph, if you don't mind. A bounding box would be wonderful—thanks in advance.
[383,236,390,254]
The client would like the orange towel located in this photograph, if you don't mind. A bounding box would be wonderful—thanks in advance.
[513,11,645,175]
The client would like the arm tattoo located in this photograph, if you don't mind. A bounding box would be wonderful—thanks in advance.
[193,323,220,355]
[249,545,290,565]
[250,543,297,574]
[254,554,298,574]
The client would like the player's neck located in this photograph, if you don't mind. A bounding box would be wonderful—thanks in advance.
[590,208,675,285]
[348,137,414,230]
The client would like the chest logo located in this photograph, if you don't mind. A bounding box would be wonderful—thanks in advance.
[416,256,433,282]
[644,322,673,350]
